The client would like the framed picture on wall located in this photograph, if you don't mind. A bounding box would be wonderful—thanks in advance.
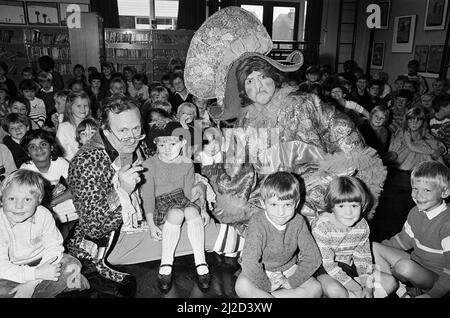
[371,42,385,69]
[427,45,444,73]
[424,0,449,30]
[60,3,89,25]
[26,2,59,25]
[0,1,26,24]
[392,15,416,53]
[379,0,391,29]
[414,45,430,72]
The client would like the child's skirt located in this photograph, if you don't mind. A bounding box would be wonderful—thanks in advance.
[315,262,358,278]
[154,188,198,226]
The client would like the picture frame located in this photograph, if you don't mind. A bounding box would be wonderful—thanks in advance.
[26,1,59,25]
[0,1,26,24]
[427,45,444,73]
[371,42,385,69]
[392,15,416,53]
[378,0,391,29]
[414,45,430,72]
[60,3,89,26]
[424,0,449,30]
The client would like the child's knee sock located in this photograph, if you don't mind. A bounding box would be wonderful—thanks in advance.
[160,221,181,275]
[187,216,208,275]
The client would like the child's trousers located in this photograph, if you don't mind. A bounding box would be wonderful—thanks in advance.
[0,254,90,298]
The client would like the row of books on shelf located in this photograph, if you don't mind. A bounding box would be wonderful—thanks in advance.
[105,31,150,43]
[24,29,69,44]
[27,46,70,60]
[112,62,147,74]
[106,48,151,59]
[54,63,72,75]
[0,30,14,43]
[153,33,193,46]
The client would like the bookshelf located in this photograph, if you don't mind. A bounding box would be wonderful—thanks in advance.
[104,29,194,82]
[0,25,71,76]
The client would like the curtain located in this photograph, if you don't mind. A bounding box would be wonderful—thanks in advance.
[90,0,120,28]
[177,0,206,30]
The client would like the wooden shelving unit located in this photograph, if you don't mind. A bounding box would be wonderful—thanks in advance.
[104,28,194,82]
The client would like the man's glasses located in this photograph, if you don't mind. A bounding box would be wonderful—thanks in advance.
[109,129,145,143]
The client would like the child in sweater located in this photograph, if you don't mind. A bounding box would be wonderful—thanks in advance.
[235,172,322,298]
[372,161,450,298]
[0,169,89,298]
[2,113,31,168]
[141,124,211,293]
[19,79,46,128]
[312,176,397,298]
[389,106,446,172]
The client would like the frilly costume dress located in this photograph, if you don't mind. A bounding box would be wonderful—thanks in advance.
[184,7,387,236]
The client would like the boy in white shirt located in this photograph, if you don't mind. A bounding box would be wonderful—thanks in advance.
[0,170,89,298]
[128,73,149,102]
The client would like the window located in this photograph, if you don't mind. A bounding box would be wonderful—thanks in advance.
[117,0,179,29]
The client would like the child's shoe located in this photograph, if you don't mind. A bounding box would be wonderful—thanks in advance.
[196,263,211,291]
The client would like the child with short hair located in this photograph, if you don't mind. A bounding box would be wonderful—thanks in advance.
[88,72,104,119]
[431,78,447,97]
[2,113,31,168]
[56,91,92,161]
[388,89,413,134]
[177,102,201,157]
[389,106,446,172]
[169,73,193,116]
[192,95,212,129]
[108,78,126,97]
[420,93,435,118]
[235,172,322,298]
[19,79,46,128]
[372,161,450,298]
[312,176,397,298]
[430,95,450,165]
[21,66,36,82]
[50,89,70,130]
[359,106,392,161]
[0,169,89,298]
[141,124,211,292]
[405,59,429,95]
[329,84,369,125]
[75,118,99,146]
[68,79,84,93]
[161,73,175,94]
[128,73,149,102]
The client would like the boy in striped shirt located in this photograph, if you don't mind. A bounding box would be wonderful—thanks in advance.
[373,161,450,298]
[19,79,46,128]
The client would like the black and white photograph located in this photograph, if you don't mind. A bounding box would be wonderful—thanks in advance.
[0,0,449,305]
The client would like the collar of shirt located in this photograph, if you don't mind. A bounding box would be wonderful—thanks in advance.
[175,90,189,100]
[422,201,447,220]
[41,87,54,93]
[264,211,286,231]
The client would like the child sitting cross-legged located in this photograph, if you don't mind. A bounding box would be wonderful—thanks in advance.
[0,170,89,298]
[235,172,323,298]
[312,176,398,298]
[372,161,450,298]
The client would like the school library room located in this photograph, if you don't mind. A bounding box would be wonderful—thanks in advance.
[0,0,449,300]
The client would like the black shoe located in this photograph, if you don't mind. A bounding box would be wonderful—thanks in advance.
[196,263,211,291]
[157,264,173,293]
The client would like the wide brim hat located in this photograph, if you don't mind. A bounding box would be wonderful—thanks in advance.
[185,6,304,121]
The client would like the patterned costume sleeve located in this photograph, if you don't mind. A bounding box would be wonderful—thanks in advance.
[68,149,123,240]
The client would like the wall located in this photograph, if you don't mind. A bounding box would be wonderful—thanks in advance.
[370,0,447,86]
[320,0,373,72]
